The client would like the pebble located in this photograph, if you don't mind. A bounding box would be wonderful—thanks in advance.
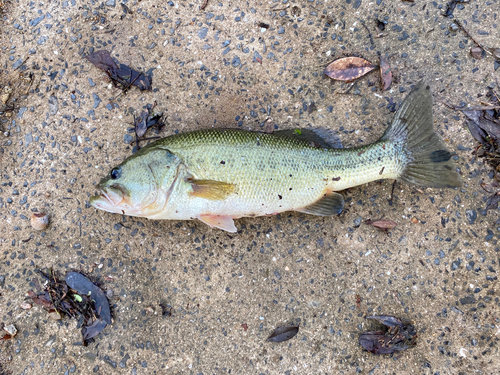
[198,27,208,39]
[92,93,101,109]
[465,209,477,225]
[12,58,24,69]
[48,96,59,115]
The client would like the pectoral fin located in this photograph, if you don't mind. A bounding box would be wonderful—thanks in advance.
[296,191,344,216]
[189,179,235,200]
[198,214,237,232]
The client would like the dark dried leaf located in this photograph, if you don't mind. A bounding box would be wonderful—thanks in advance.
[379,56,392,91]
[324,57,376,82]
[85,50,118,71]
[65,272,111,324]
[470,46,483,60]
[365,219,397,230]
[85,50,152,91]
[82,319,108,340]
[486,194,500,211]
[135,111,149,138]
[267,325,299,343]
[134,105,165,139]
[476,116,500,141]
[359,315,417,355]
[366,315,403,327]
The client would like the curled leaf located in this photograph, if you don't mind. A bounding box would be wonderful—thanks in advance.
[267,325,299,343]
[359,315,417,354]
[365,219,397,231]
[324,57,376,82]
[379,55,392,91]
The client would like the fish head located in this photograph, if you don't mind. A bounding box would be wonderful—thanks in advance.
[90,147,181,217]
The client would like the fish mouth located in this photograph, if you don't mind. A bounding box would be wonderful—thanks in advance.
[90,184,128,212]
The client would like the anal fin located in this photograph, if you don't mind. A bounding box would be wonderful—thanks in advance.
[198,214,237,232]
[296,191,344,216]
[189,179,235,200]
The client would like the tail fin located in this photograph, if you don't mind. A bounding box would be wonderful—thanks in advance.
[381,81,461,188]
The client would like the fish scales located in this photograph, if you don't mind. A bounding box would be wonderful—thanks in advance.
[157,129,403,215]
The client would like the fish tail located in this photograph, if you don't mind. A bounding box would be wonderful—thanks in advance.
[381,81,461,188]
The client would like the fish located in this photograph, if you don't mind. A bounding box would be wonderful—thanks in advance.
[90,81,460,232]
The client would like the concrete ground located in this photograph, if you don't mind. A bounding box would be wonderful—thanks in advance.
[1,0,499,374]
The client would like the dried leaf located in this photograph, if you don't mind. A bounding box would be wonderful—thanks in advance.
[82,319,108,340]
[470,46,483,60]
[359,315,417,355]
[65,272,111,325]
[267,325,299,343]
[324,57,376,82]
[365,219,397,230]
[28,290,56,310]
[379,55,392,91]
[85,50,152,91]
[486,194,500,211]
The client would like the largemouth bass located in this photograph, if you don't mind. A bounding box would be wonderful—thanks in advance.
[90,81,460,232]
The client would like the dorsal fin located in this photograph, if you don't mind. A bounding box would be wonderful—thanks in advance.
[274,128,343,149]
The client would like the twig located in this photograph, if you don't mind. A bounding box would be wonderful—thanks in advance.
[359,20,375,49]
[200,0,208,10]
[455,19,493,57]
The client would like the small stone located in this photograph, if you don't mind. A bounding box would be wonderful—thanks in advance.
[92,93,101,109]
[12,58,24,69]
[3,324,17,337]
[105,0,116,7]
[465,209,477,225]
[49,311,62,320]
[20,302,32,310]
[410,217,419,224]
[48,96,59,115]
[198,27,208,39]
[31,213,49,230]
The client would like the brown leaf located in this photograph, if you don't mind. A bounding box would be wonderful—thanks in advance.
[365,219,397,230]
[481,183,495,194]
[470,46,483,60]
[267,325,299,343]
[324,57,376,82]
[379,55,392,90]
[28,290,56,310]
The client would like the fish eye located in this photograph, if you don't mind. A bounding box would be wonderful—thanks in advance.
[110,167,122,180]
